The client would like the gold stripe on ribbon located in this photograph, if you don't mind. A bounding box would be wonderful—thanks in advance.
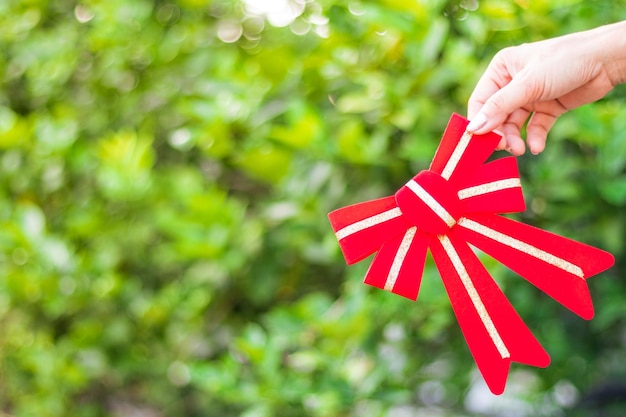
[458,218,584,278]
[335,207,403,241]
[458,178,521,200]
[441,130,473,180]
[384,227,417,291]
[439,235,511,359]
[406,180,456,227]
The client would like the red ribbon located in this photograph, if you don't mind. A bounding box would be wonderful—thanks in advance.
[328,113,614,394]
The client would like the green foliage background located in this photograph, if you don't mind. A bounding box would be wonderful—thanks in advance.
[0,0,625,416]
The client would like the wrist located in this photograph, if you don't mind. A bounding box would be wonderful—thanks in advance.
[597,21,626,86]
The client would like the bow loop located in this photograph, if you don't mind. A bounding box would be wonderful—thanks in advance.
[457,157,525,214]
[363,228,430,300]
[329,196,410,265]
[429,114,502,186]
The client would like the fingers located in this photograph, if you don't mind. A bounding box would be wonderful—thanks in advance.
[475,106,556,156]
[466,53,557,155]
[495,134,507,151]
[467,73,536,135]
[467,48,516,122]
[500,108,531,155]
[526,112,559,155]
[467,47,533,133]
[489,110,558,156]
[466,26,620,155]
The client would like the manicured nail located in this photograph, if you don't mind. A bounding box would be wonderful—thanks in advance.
[467,113,487,132]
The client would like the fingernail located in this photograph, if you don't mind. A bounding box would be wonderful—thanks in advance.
[467,113,487,132]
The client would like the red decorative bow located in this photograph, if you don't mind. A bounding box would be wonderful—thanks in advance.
[328,113,614,394]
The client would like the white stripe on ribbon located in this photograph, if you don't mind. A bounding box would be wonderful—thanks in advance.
[439,235,511,359]
[384,227,417,291]
[441,130,473,180]
[406,180,456,227]
[335,207,403,241]
[458,218,584,278]
[458,178,522,200]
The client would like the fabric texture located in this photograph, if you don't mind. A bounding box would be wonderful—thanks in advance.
[328,113,614,394]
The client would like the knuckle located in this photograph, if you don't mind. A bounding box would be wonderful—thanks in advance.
[486,94,508,113]
[494,46,518,61]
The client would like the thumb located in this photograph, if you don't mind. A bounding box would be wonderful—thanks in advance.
[467,75,535,134]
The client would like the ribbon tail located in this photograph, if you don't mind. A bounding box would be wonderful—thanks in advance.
[458,214,615,319]
[328,196,411,264]
[363,228,430,300]
[430,233,550,395]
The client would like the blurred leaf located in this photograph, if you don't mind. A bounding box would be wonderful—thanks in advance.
[235,144,291,184]
[95,130,154,199]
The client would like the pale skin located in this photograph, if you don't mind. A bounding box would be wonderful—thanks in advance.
[467,20,626,155]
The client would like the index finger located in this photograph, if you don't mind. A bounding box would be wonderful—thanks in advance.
[467,52,514,119]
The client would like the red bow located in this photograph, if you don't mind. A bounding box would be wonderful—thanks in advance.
[328,113,614,394]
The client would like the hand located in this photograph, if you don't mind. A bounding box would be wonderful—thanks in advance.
[467,21,626,155]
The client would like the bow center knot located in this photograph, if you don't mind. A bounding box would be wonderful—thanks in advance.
[395,170,461,234]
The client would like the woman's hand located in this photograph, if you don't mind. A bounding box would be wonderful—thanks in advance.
[467,21,626,155]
